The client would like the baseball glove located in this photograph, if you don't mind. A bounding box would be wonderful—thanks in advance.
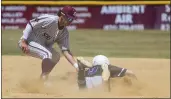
[76,57,91,89]
[77,57,92,68]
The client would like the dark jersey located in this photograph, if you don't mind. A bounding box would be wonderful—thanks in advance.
[77,63,127,89]
[85,65,127,77]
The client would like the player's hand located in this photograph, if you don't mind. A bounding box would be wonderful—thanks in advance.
[21,39,29,54]
[77,57,92,67]
[76,68,79,72]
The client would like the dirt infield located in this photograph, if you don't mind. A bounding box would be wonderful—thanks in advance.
[2,56,170,98]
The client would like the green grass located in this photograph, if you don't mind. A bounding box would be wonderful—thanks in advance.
[2,29,170,59]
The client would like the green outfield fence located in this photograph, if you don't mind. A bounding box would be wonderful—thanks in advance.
[2,0,170,5]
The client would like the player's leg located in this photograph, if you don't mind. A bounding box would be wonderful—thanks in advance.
[109,65,127,77]
[125,70,137,79]
[109,65,136,79]
[40,47,60,80]
[18,41,60,80]
[85,76,103,89]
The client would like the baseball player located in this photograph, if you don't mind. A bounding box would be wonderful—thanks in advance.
[76,55,137,89]
[18,6,79,81]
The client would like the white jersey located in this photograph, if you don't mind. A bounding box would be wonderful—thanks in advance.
[22,14,70,51]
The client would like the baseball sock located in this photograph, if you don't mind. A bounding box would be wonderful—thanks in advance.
[41,58,56,78]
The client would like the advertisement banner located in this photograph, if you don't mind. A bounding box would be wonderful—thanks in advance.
[154,5,170,31]
[1,5,170,31]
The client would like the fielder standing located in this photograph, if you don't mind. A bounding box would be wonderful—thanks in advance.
[18,6,79,81]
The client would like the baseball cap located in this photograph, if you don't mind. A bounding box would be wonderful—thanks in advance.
[61,6,77,20]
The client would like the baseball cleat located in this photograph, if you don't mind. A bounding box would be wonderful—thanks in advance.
[40,73,49,81]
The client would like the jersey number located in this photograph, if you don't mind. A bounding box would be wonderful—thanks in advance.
[42,33,51,40]
[87,66,98,76]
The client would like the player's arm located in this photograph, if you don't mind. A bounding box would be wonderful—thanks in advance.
[20,15,53,54]
[20,23,32,54]
[63,50,78,70]
[108,65,137,79]
[57,32,78,71]
[20,17,40,54]
[101,64,110,81]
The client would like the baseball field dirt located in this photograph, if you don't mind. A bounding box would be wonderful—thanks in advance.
[2,55,170,98]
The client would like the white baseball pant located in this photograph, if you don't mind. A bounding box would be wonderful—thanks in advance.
[18,24,60,64]
[85,76,103,88]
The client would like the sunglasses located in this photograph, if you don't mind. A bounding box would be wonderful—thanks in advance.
[61,12,74,23]
[66,16,74,22]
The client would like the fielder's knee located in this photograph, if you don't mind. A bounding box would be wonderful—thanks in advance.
[44,51,60,65]
[41,52,60,75]
[51,51,60,65]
